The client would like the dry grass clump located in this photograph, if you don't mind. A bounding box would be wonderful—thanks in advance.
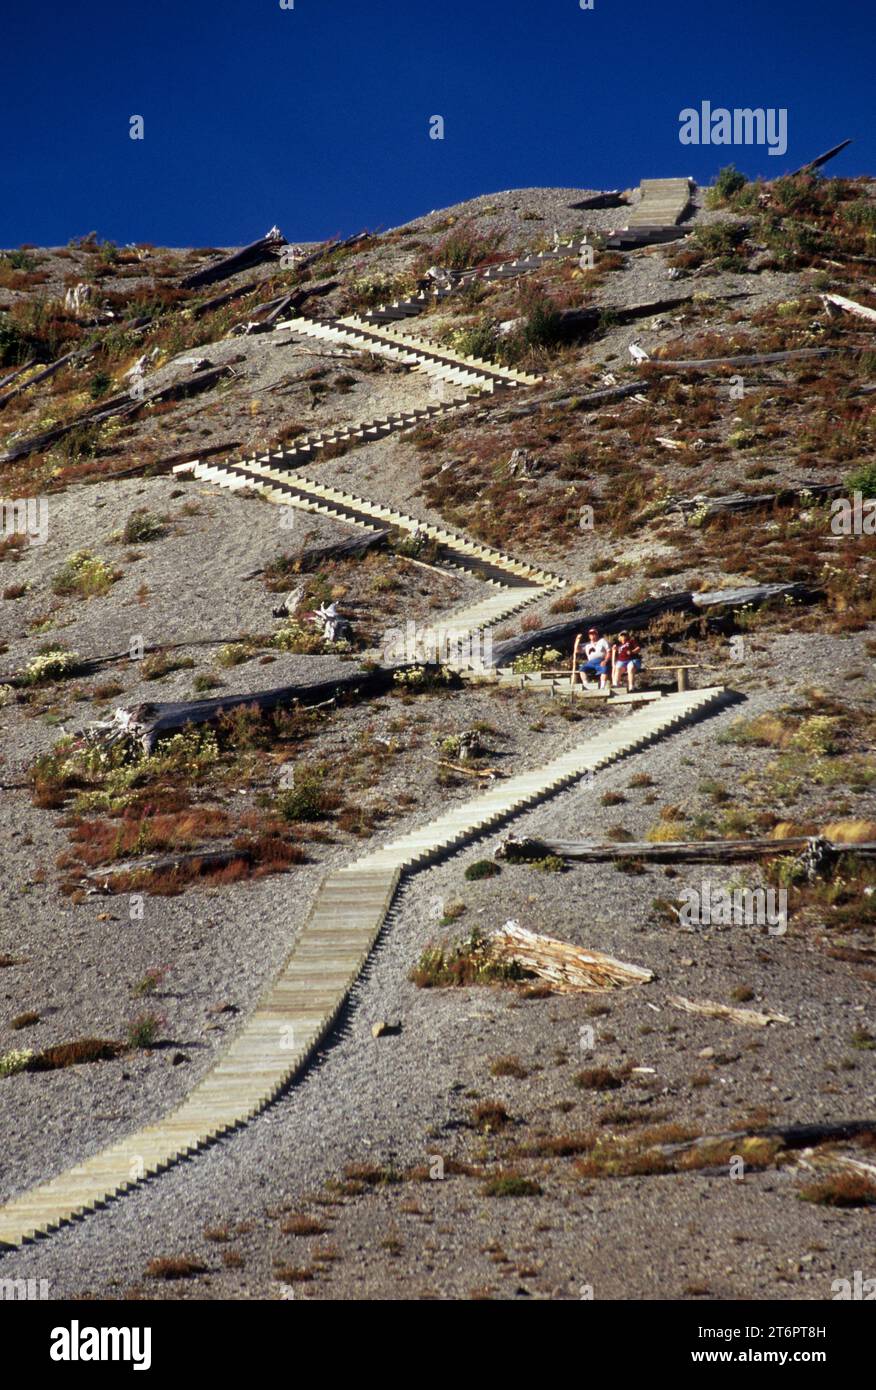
[489,1055,528,1079]
[26,1037,122,1071]
[798,1172,876,1208]
[144,1256,207,1280]
[280,1215,328,1237]
[409,928,526,989]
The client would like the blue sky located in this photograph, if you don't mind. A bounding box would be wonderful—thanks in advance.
[1,0,872,247]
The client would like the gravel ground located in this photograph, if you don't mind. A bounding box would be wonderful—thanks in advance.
[1,633,874,1299]
[1,183,873,1302]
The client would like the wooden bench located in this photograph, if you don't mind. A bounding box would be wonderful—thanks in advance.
[648,663,703,692]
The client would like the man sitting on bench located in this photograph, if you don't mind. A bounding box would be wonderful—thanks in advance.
[574,627,611,688]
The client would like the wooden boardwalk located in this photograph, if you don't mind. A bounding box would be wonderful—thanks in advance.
[0,685,729,1249]
[626,177,692,227]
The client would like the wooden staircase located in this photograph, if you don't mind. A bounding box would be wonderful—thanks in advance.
[0,684,730,1250]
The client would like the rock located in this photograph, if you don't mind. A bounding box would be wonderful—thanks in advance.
[371,1020,400,1038]
[698,1046,716,1059]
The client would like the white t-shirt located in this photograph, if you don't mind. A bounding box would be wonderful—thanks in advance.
[584,638,609,660]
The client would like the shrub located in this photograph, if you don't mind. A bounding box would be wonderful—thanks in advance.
[575,1066,626,1091]
[10,1011,39,1029]
[471,1099,510,1132]
[490,1055,527,1078]
[799,1173,876,1208]
[271,622,350,656]
[464,859,500,881]
[88,370,112,400]
[431,221,504,271]
[141,651,195,681]
[27,1038,121,1071]
[511,646,562,674]
[122,508,165,544]
[847,460,876,497]
[482,1173,542,1198]
[20,646,82,686]
[710,165,747,204]
[51,550,117,598]
[216,642,253,667]
[276,765,339,822]
[518,287,563,350]
[410,928,525,989]
[126,1011,163,1049]
[145,1257,207,1280]
[0,1048,33,1077]
[452,320,500,360]
[531,854,565,872]
[132,966,169,997]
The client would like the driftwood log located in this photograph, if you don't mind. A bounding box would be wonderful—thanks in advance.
[489,922,653,991]
[0,347,91,412]
[102,666,405,753]
[293,528,390,571]
[668,995,791,1027]
[648,346,839,371]
[488,582,812,668]
[179,229,287,289]
[495,835,876,864]
[672,482,843,522]
[0,364,234,465]
[788,138,852,177]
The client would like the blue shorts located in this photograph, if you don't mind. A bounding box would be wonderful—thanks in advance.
[616,658,642,672]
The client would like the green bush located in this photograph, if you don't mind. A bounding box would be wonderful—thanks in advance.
[847,460,876,497]
[51,550,116,598]
[20,647,81,685]
[122,508,165,543]
[511,646,562,674]
[464,859,500,881]
[709,165,747,204]
[276,765,339,821]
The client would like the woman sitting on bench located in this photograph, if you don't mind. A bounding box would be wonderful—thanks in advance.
[612,631,642,691]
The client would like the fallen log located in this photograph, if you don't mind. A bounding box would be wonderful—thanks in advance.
[488,582,811,668]
[179,228,287,289]
[673,482,843,521]
[0,348,85,411]
[293,528,390,571]
[649,346,838,371]
[489,921,653,992]
[190,279,259,318]
[628,1118,876,1174]
[668,994,791,1027]
[94,666,404,752]
[0,358,38,393]
[475,378,653,426]
[428,757,500,779]
[788,138,852,177]
[821,291,876,325]
[83,845,255,889]
[0,364,234,465]
[495,835,876,864]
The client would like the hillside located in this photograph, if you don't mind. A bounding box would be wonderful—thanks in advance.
[0,169,875,1301]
